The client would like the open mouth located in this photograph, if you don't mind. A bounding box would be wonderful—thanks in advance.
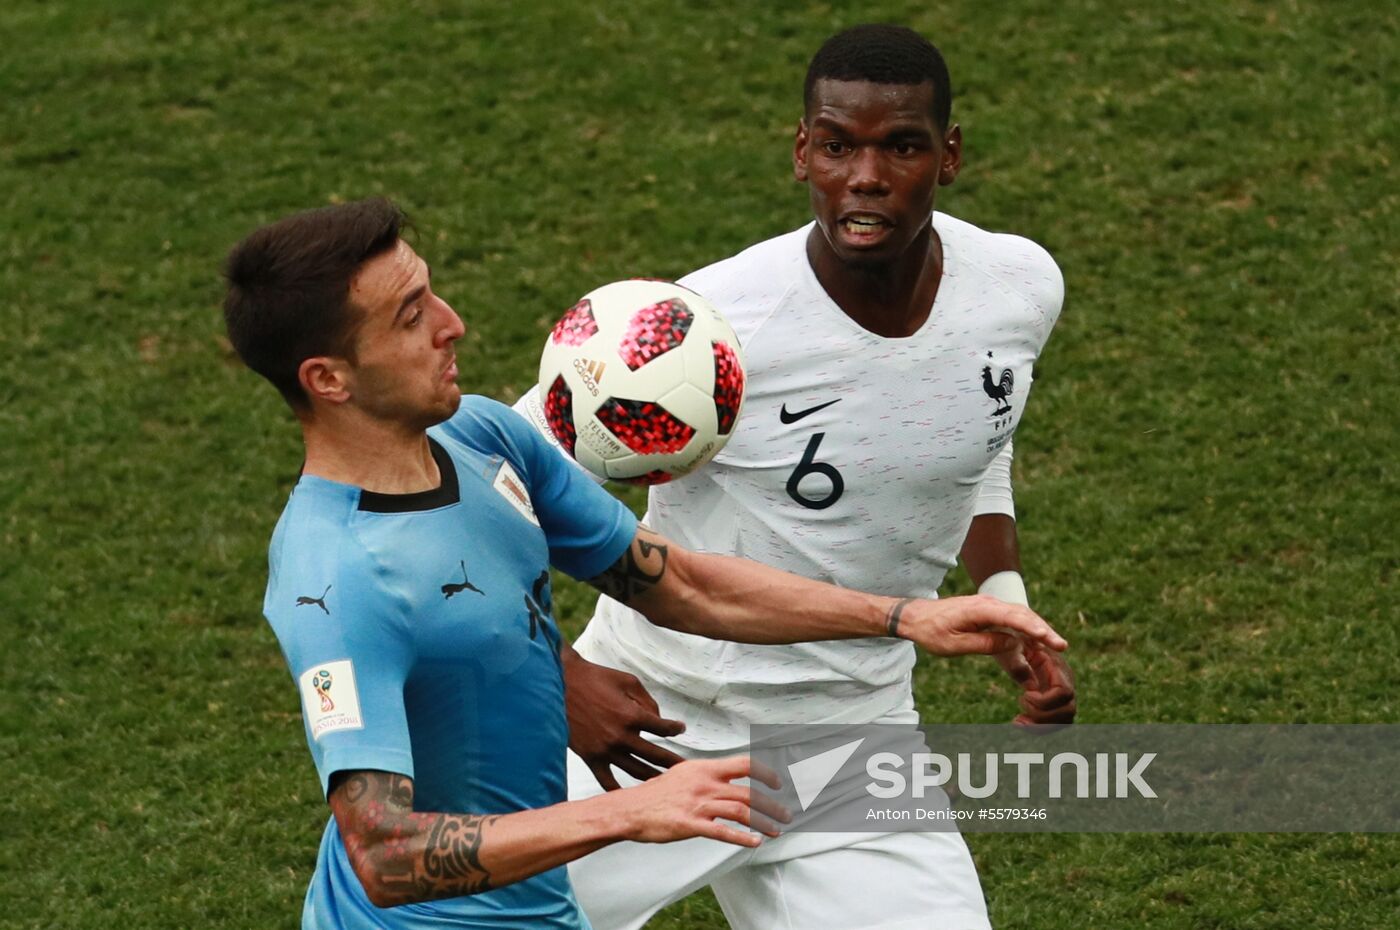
[443,359,459,382]
[838,213,892,242]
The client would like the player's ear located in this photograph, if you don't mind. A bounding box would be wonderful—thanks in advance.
[299,356,353,406]
[939,124,963,186]
[793,119,810,182]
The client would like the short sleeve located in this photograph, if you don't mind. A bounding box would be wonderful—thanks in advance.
[1035,255,1065,350]
[1016,237,1064,351]
[440,396,637,580]
[974,439,1016,518]
[265,531,416,797]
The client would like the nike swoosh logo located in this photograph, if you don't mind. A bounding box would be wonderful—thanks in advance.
[779,398,841,424]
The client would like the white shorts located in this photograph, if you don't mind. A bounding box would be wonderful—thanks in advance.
[564,707,992,930]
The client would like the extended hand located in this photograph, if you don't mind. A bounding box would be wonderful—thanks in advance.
[613,756,790,848]
[895,595,1068,658]
[997,643,1077,726]
[563,650,686,791]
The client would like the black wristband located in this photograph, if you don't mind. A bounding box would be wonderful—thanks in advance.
[885,597,916,639]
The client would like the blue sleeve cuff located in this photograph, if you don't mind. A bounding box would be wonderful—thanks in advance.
[318,746,417,799]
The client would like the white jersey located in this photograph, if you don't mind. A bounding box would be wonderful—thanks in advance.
[527,212,1063,749]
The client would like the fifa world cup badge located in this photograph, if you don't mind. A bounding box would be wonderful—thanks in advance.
[312,669,334,712]
[300,660,363,740]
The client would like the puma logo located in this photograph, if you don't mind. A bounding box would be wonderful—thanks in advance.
[442,561,486,599]
[295,585,332,615]
[523,570,556,647]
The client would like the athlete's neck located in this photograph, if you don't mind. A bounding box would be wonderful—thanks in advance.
[300,414,441,494]
[806,223,943,338]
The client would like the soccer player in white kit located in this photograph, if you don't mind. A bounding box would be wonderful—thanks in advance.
[519,24,1077,930]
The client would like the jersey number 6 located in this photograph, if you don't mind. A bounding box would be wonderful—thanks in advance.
[785,433,845,510]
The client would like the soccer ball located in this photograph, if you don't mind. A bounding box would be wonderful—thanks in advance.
[538,280,746,484]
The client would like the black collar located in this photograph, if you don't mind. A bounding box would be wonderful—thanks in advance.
[357,437,460,513]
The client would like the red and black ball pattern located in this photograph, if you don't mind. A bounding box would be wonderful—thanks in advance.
[551,298,598,347]
[711,341,743,436]
[618,299,694,371]
[597,398,696,455]
[543,376,578,456]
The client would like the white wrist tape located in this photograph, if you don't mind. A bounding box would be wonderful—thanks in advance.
[978,570,1029,608]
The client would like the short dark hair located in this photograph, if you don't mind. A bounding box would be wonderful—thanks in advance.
[804,24,953,131]
[222,198,405,409]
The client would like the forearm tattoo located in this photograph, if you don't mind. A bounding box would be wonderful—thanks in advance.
[885,597,916,639]
[588,526,669,604]
[331,770,499,906]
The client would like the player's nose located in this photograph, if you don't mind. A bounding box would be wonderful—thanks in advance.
[847,148,889,194]
[435,298,466,344]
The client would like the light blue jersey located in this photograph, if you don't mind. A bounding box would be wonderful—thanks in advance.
[263,396,636,929]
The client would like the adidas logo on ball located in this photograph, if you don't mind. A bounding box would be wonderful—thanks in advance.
[573,358,607,396]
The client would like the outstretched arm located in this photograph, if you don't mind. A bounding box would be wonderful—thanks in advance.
[960,512,1077,726]
[329,759,784,908]
[589,525,1068,657]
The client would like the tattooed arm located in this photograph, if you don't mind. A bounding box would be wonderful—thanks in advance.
[328,762,782,908]
[329,771,503,906]
[588,524,1070,657]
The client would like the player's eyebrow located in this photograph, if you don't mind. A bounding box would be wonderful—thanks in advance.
[809,114,854,133]
[394,286,426,322]
[393,264,432,322]
[810,115,934,140]
[885,124,934,140]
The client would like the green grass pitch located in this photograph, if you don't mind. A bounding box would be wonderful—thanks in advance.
[1,1,1396,927]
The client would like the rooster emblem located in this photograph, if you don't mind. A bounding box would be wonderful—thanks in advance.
[981,361,1014,417]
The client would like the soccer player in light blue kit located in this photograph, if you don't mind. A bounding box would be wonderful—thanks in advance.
[222,199,1068,929]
